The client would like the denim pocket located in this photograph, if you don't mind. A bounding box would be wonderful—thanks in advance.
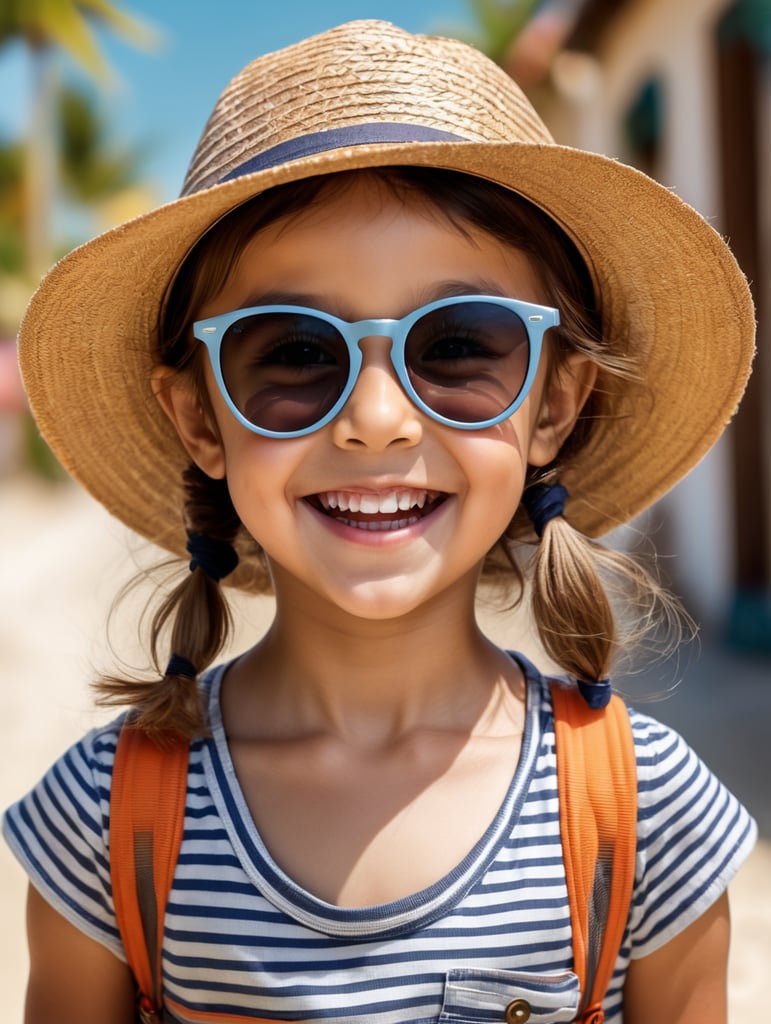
[439,967,580,1024]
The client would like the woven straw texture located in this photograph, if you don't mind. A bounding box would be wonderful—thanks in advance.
[18,20,755,589]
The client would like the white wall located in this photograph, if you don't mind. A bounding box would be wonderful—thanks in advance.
[547,0,739,624]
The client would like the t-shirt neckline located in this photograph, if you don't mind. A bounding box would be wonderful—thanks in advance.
[201,651,545,938]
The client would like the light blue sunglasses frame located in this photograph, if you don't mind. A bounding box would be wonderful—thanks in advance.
[193,294,560,439]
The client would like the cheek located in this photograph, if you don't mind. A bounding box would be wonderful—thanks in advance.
[219,434,309,527]
[460,428,529,528]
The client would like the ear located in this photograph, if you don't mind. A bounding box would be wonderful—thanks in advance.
[151,366,226,480]
[527,352,598,467]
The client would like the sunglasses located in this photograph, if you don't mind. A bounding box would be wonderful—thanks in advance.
[193,294,560,438]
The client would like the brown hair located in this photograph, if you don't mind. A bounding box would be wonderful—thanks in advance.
[96,167,685,738]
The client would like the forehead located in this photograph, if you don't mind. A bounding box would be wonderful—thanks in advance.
[203,173,546,319]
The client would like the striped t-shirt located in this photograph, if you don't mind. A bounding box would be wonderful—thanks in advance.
[3,655,756,1023]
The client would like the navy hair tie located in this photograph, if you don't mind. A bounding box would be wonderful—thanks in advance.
[576,677,612,709]
[522,483,569,538]
[165,653,197,680]
[186,531,239,582]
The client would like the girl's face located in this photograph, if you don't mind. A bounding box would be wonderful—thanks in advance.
[159,176,594,622]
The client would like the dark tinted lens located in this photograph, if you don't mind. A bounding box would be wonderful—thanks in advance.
[219,312,350,433]
[405,301,531,423]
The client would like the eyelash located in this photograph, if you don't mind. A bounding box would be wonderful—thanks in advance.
[253,333,340,368]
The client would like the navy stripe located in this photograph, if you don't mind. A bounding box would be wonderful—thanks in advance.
[642,800,746,937]
[217,123,466,183]
[645,760,714,839]
[28,788,103,884]
[4,812,119,940]
[171,990,435,1022]
[3,662,757,1024]
[163,966,447,997]
[55,753,103,833]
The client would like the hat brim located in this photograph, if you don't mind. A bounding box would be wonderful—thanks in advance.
[19,138,755,588]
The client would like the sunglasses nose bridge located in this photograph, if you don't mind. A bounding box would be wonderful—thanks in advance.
[339,317,418,421]
[349,317,398,344]
[347,316,404,372]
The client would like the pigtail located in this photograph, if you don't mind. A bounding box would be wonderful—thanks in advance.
[523,483,691,704]
[523,482,613,691]
[96,463,241,740]
[530,515,616,682]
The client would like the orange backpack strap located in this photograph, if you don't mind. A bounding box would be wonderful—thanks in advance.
[550,682,637,1024]
[108,693,634,1024]
[110,724,189,1023]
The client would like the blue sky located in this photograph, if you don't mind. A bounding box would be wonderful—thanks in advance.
[1,1,475,205]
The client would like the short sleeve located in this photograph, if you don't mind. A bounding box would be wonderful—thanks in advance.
[2,721,126,960]
[626,709,757,958]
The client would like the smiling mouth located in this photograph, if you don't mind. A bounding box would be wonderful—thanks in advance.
[305,489,448,531]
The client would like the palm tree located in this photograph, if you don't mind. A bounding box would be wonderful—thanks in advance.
[462,0,589,92]
[0,0,157,77]
[58,83,144,206]
[464,0,543,65]
[0,138,24,278]
[0,0,158,281]
[0,81,145,324]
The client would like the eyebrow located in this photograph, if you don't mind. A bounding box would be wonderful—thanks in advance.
[237,289,323,309]
[424,279,511,302]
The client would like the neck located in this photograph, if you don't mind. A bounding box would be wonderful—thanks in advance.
[225,575,521,746]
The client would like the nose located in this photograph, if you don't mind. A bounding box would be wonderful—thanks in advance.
[330,336,423,451]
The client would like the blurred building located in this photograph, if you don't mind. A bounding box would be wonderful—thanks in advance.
[509,0,770,649]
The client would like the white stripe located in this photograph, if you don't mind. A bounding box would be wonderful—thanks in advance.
[3,662,757,1023]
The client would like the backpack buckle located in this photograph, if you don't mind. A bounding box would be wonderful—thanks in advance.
[138,995,163,1023]
[579,1004,605,1024]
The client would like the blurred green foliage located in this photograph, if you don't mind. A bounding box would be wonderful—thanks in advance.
[0,0,158,81]
[458,0,543,62]
[0,0,159,475]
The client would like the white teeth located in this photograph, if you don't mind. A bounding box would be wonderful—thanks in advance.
[317,489,434,514]
[379,494,399,514]
[336,516,421,531]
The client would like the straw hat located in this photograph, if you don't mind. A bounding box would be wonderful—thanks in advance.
[19,20,754,587]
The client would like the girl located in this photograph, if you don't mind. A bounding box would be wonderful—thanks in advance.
[3,20,757,1024]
